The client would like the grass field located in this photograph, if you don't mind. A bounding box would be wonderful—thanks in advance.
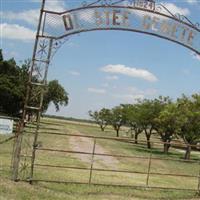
[1,117,200,200]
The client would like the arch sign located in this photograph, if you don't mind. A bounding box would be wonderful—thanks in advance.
[43,0,200,54]
[12,0,200,182]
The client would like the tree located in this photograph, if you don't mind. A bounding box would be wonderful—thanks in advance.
[155,102,178,153]
[43,80,69,113]
[0,49,3,61]
[137,96,170,149]
[122,104,143,144]
[108,106,126,137]
[0,50,69,117]
[89,108,111,131]
[0,56,26,116]
[176,94,200,160]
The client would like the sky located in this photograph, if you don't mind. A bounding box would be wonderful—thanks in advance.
[1,0,200,119]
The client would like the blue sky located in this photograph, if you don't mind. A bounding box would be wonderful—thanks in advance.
[1,0,200,119]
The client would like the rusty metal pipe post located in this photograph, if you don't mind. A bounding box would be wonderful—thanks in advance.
[11,0,46,181]
[29,38,53,183]
[146,149,152,187]
[89,139,96,184]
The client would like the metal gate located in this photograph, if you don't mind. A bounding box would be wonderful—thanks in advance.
[11,119,200,192]
[11,0,200,188]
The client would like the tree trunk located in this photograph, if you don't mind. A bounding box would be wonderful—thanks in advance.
[184,145,191,160]
[163,137,171,154]
[163,142,170,154]
[135,133,138,144]
[116,129,119,137]
[147,138,151,149]
[145,130,151,149]
[100,126,105,132]
[36,112,39,122]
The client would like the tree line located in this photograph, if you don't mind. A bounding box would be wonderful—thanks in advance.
[0,50,69,118]
[89,95,200,160]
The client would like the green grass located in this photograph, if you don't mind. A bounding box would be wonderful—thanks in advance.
[1,117,200,199]
[1,177,200,200]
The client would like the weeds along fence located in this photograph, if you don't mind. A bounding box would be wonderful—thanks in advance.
[26,131,200,192]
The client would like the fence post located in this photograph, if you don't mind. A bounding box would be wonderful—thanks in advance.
[11,122,24,181]
[146,149,152,187]
[197,161,200,195]
[89,139,96,184]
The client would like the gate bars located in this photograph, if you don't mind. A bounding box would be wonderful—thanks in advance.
[28,132,200,192]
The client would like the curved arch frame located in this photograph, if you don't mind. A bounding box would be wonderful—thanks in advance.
[11,0,200,182]
[41,4,200,55]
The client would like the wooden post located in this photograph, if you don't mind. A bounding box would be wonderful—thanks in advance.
[146,150,152,187]
[11,122,24,181]
[89,139,96,184]
[197,161,200,195]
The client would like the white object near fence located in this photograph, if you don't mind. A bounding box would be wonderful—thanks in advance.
[0,118,13,134]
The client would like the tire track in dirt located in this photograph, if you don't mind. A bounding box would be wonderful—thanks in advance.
[68,131,119,169]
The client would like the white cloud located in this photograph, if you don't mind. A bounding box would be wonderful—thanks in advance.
[128,87,157,96]
[0,23,35,41]
[106,75,119,80]
[69,71,80,76]
[88,88,106,94]
[112,94,145,103]
[1,0,66,27]
[186,0,198,5]
[0,9,39,26]
[101,64,157,82]
[31,0,65,11]
[45,0,66,11]
[112,86,157,103]
[102,83,109,88]
[162,3,190,16]
[4,50,19,58]
[143,88,158,96]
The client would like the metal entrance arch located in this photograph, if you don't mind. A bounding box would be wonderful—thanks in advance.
[12,0,200,182]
